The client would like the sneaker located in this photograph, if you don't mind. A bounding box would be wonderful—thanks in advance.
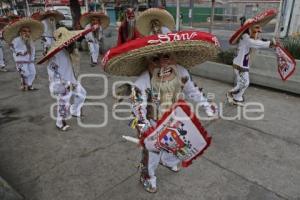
[28,86,38,91]
[141,178,157,193]
[0,66,8,72]
[160,162,180,172]
[205,104,218,118]
[56,124,70,131]
[232,99,245,107]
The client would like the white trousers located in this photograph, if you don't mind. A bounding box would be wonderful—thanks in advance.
[49,81,86,127]
[0,47,5,66]
[88,41,100,64]
[16,63,36,86]
[142,149,180,188]
[230,69,249,101]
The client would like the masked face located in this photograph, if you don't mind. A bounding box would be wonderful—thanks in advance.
[125,8,135,23]
[150,54,181,116]
[148,53,177,82]
[91,17,100,26]
[250,25,262,39]
[150,19,162,34]
[19,26,31,41]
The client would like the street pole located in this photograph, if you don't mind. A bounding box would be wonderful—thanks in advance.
[85,0,89,12]
[176,0,180,31]
[189,0,194,27]
[209,0,215,33]
[274,0,283,38]
[25,0,30,16]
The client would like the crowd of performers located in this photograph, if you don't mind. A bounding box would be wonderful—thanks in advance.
[0,7,279,193]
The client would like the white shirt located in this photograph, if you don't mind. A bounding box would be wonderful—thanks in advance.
[11,36,35,63]
[85,23,103,43]
[233,33,270,69]
[47,49,77,84]
[132,65,208,129]
[42,19,55,48]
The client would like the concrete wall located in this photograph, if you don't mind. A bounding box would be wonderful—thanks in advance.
[190,50,300,94]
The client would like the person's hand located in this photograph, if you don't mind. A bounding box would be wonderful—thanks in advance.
[270,37,277,48]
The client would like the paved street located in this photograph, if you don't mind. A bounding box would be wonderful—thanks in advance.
[0,28,300,200]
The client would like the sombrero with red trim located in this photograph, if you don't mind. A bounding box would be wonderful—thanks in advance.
[102,31,220,76]
[2,18,44,43]
[0,17,9,24]
[229,8,278,45]
[80,12,110,29]
[32,10,65,21]
[37,25,98,64]
[7,14,21,22]
[136,8,175,36]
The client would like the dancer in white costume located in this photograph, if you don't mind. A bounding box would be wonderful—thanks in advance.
[80,12,110,66]
[227,9,278,106]
[38,27,92,131]
[2,18,43,90]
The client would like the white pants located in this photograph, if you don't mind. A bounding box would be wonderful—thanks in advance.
[141,149,180,188]
[0,47,5,66]
[16,63,36,86]
[230,69,249,101]
[50,81,86,127]
[87,41,100,64]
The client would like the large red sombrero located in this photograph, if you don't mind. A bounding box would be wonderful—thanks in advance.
[136,8,175,36]
[37,25,98,64]
[79,12,110,29]
[32,10,65,21]
[102,31,220,76]
[229,9,278,45]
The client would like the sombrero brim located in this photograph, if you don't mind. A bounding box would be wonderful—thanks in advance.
[229,9,278,45]
[102,31,220,76]
[79,12,110,29]
[136,8,175,36]
[0,22,8,30]
[2,18,44,43]
[34,11,65,21]
[37,26,96,64]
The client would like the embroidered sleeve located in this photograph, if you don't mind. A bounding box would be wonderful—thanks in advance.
[244,34,271,49]
[130,86,151,133]
[179,66,210,107]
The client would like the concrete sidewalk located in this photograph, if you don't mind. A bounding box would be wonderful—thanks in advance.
[0,41,300,200]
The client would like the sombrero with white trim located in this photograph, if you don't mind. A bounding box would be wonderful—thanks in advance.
[80,12,110,29]
[102,31,220,76]
[229,8,278,45]
[2,18,44,43]
[31,10,65,21]
[37,25,98,64]
[136,8,175,36]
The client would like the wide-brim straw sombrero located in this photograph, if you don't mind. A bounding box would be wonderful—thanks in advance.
[136,8,175,36]
[102,31,220,76]
[229,9,278,45]
[37,25,98,64]
[32,10,65,21]
[0,22,8,30]
[80,12,110,29]
[2,18,44,43]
